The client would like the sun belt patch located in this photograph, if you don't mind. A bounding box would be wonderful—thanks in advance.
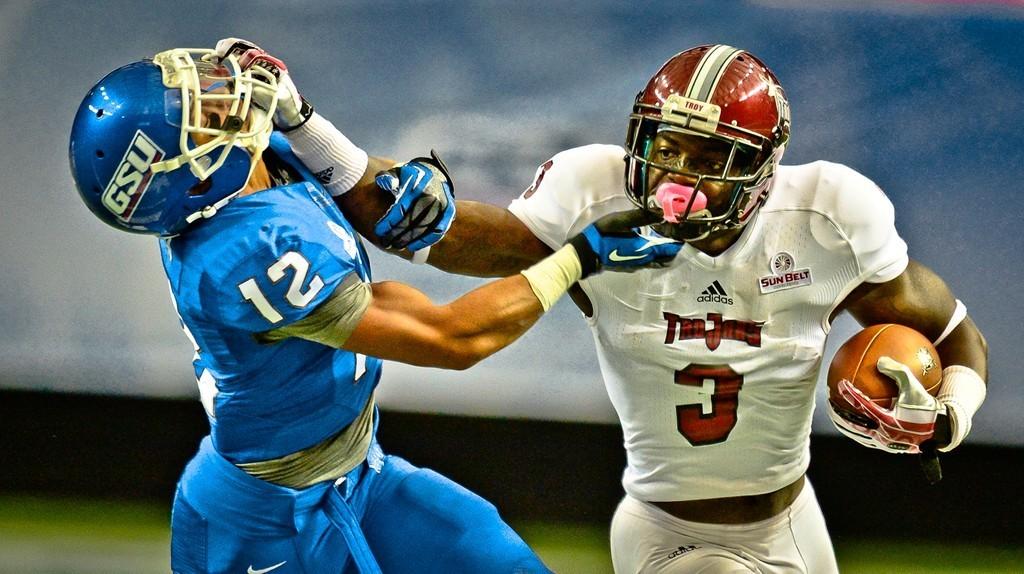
[759,251,812,294]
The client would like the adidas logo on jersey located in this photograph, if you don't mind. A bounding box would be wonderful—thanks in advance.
[697,280,733,305]
[314,166,334,185]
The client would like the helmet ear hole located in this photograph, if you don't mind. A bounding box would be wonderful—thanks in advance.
[188,178,213,196]
[95,108,105,118]
[95,150,105,158]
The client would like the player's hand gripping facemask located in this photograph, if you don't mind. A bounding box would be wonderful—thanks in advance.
[214,38,314,132]
[569,209,683,278]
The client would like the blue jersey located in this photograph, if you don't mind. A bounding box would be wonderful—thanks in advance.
[160,134,382,463]
[164,135,551,574]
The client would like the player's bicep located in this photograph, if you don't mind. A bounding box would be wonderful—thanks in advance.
[257,274,371,347]
[839,259,957,339]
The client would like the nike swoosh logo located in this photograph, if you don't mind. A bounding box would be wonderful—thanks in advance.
[397,165,427,199]
[608,250,647,262]
[248,561,287,574]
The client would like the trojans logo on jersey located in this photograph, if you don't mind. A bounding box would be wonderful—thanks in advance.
[662,312,763,351]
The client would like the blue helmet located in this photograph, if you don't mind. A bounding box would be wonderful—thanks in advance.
[69,49,280,237]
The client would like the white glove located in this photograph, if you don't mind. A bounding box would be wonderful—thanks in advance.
[214,38,313,131]
[828,356,944,454]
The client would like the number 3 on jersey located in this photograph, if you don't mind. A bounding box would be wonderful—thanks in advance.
[675,364,744,446]
[238,251,324,323]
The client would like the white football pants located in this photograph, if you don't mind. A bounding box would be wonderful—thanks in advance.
[610,480,838,573]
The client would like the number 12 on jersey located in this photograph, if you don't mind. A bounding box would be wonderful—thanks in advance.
[238,251,324,324]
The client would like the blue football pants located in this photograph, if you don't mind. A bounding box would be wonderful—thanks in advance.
[170,437,551,573]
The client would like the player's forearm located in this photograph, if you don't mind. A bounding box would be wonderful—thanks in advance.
[933,316,988,451]
[346,243,577,371]
[425,200,552,277]
[435,274,547,369]
[334,155,398,246]
[346,196,552,276]
[929,319,983,446]
[336,156,550,274]
[434,242,582,368]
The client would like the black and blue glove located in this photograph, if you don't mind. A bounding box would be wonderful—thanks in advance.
[569,209,682,279]
[373,150,456,252]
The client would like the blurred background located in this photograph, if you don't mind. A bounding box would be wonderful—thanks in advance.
[1,0,1022,572]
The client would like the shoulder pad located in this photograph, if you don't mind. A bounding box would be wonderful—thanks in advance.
[197,189,366,332]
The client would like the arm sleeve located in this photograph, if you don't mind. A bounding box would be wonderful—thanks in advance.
[256,273,372,347]
[508,144,634,249]
[281,113,369,196]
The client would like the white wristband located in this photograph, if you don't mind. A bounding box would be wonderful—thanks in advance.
[410,246,431,265]
[284,112,369,197]
[936,365,986,452]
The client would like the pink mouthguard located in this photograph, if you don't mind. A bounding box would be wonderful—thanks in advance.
[655,183,708,223]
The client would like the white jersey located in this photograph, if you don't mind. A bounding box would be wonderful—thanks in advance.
[509,144,908,501]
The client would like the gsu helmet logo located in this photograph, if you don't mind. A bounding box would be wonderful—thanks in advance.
[101,130,164,221]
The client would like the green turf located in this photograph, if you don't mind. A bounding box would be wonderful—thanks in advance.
[1,495,1021,573]
[0,495,168,540]
[517,522,613,573]
[834,539,1024,574]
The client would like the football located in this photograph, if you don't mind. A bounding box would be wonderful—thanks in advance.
[827,324,942,410]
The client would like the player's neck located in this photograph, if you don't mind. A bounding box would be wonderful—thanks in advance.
[238,159,272,197]
[687,226,743,257]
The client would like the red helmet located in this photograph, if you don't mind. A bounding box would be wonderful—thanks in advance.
[625,45,791,240]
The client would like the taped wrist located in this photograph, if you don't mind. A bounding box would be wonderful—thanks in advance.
[936,365,986,452]
[520,245,583,312]
[284,112,369,196]
[410,245,431,265]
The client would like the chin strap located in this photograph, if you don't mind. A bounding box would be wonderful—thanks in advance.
[182,141,266,226]
[184,190,244,224]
